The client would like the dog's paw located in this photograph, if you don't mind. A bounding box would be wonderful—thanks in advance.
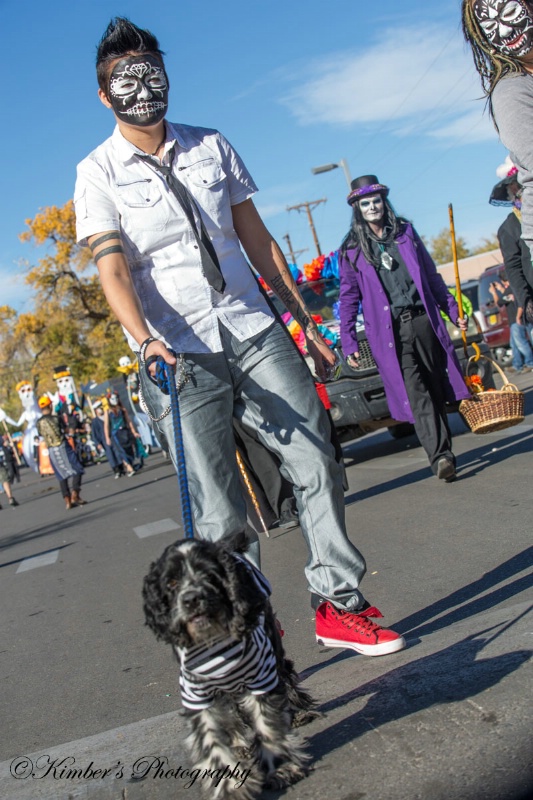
[291,708,321,727]
[264,762,308,790]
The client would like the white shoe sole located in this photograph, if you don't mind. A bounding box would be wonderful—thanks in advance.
[316,634,406,656]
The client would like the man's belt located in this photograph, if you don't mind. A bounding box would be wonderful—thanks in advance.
[398,308,426,323]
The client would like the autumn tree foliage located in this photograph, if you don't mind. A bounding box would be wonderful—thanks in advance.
[0,201,128,414]
[428,229,501,265]
[428,228,471,265]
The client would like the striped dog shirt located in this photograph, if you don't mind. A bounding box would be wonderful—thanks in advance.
[175,556,279,710]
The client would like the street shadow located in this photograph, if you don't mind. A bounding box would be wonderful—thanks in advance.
[307,631,531,750]
[394,546,533,637]
[342,425,533,504]
[0,542,74,570]
[272,625,533,799]
[0,518,87,552]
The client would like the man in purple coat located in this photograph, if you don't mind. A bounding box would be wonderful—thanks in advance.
[338,175,470,482]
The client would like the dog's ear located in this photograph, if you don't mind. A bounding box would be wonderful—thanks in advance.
[142,558,174,643]
[218,551,266,639]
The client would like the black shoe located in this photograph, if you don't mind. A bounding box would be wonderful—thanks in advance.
[9,497,19,507]
[278,509,299,529]
[437,457,456,482]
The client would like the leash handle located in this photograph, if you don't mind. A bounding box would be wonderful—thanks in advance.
[155,356,195,539]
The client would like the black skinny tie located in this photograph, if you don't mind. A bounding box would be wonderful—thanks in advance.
[137,146,226,293]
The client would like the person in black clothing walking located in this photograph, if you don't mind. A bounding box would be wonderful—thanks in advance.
[0,439,19,508]
[490,167,533,370]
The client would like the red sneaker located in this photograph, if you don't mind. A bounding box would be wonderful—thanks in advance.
[315,602,406,656]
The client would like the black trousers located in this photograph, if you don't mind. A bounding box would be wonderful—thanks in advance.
[394,312,454,473]
[58,473,82,498]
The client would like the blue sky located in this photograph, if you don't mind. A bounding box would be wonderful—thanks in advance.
[2,0,510,311]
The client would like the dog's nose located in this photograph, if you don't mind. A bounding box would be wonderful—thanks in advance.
[180,591,199,610]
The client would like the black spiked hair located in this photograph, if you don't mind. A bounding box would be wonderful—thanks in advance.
[96,17,165,93]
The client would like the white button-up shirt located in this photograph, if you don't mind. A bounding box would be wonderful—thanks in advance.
[74,122,274,354]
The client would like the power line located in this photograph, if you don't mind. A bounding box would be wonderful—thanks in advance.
[355,30,457,162]
[401,116,485,192]
[374,71,474,174]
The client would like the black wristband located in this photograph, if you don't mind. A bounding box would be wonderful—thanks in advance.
[144,354,160,385]
[139,337,157,363]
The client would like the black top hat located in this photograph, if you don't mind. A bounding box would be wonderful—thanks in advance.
[489,171,521,207]
[347,175,389,205]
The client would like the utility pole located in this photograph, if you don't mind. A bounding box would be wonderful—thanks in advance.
[287,199,326,257]
[282,234,308,266]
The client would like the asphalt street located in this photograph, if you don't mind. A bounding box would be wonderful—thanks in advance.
[0,371,532,800]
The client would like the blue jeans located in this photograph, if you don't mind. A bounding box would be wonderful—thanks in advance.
[510,323,533,369]
[139,320,366,612]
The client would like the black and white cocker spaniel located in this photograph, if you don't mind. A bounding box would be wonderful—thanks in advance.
[142,531,317,799]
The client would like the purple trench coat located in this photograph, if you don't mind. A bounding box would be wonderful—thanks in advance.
[339,223,471,424]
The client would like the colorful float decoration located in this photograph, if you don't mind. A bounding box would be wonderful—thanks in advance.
[261,251,341,356]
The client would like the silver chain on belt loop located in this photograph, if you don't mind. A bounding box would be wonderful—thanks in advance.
[138,354,190,422]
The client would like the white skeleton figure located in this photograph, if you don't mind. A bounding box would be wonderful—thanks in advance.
[117,355,158,450]
[54,373,78,405]
[0,381,42,471]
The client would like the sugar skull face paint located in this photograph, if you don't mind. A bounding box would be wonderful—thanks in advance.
[473,0,533,57]
[358,195,385,223]
[108,54,168,127]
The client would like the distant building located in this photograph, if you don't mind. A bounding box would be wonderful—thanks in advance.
[437,249,503,285]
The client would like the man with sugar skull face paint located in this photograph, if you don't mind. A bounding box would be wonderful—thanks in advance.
[108,54,169,127]
[463,0,533,323]
[73,17,407,657]
[338,175,470,481]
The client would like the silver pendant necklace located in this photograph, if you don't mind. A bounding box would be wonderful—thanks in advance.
[379,246,393,270]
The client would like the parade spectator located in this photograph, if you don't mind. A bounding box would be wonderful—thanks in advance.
[73,17,406,656]
[462,0,533,323]
[488,273,533,372]
[0,439,19,508]
[36,395,86,509]
[3,435,21,483]
[103,392,140,478]
[32,435,40,470]
[490,168,533,333]
[338,175,470,482]
[90,400,124,477]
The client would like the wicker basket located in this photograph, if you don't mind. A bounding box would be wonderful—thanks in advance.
[459,355,525,434]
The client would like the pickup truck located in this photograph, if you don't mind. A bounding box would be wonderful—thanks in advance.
[271,276,496,444]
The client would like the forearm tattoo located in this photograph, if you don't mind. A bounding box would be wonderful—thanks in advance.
[270,274,314,333]
[94,245,125,264]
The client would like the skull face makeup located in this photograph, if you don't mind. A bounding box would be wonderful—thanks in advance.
[108,54,168,127]
[358,195,385,224]
[473,0,533,58]
[17,382,35,410]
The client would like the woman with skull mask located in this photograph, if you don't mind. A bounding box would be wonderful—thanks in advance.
[338,175,470,482]
[462,0,533,323]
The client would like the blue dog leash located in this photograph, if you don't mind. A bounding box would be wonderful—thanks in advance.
[152,355,195,540]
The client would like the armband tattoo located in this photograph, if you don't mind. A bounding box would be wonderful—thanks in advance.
[89,232,121,252]
[94,245,125,264]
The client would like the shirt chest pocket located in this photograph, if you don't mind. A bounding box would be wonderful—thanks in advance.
[115,179,169,231]
[180,158,226,212]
